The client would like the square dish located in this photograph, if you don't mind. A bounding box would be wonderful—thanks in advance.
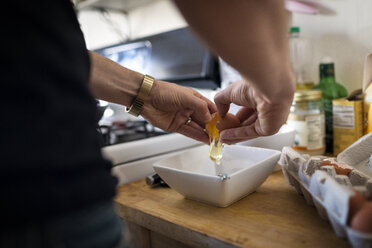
[237,125,295,172]
[237,124,295,151]
[153,145,281,207]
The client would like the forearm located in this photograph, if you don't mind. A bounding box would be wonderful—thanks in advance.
[88,51,144,107]
[174,0,295,103]
[88,52,215,143]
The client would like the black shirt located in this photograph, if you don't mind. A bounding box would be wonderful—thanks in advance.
[1,0,117,225]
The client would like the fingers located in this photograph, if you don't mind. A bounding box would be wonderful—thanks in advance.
[220,138,253,144]
[214,86,232,118]
[219,124,259,144]
[198,94,217,114]
[182,92,215,124]
[187,119,205,130]
[168,110,209,144]
[190,112,206,128]
[214,81,251,117]
[236,108,258,126]
[177,122,210,144]
[176,109,210,144]
[236,107,257,125]
[149,81,215,124]
[241,112,258,126]
[189,95,216,127]
[215,107,258,144]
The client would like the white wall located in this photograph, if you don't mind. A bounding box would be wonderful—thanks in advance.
[78,0,372,93]
[78,0,186,49]
[128,0,186,39]
[78,9,129,49]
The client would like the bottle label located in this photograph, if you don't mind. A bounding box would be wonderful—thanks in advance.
[288,113,325,150]
[333,105,355,128]
[323,98,333,153]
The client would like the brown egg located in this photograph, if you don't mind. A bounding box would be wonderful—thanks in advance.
[321,158,352,175]
[348,189,366,225]
[351,202,372,233]
[216,113,240,131]
[321,158,336,166]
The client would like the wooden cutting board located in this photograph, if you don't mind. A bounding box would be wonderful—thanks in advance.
[115,171,350,248]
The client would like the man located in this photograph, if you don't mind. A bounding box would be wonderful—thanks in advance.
[1,0,294,247]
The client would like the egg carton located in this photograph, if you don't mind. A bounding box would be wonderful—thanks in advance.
[278,133,372,248]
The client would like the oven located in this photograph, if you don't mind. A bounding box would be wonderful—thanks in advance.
[95,27,221,185]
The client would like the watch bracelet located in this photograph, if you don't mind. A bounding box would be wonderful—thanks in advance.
[125,74,154,117]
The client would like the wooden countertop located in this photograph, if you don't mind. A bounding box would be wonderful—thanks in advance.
[115,171,350,248]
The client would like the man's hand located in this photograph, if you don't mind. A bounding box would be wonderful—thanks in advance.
[214,80,294,144]
[141,81,217,144]
[174,0,295,144]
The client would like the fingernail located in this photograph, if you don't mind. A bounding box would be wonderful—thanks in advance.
[219,137,230,145]
[219,131,226,140]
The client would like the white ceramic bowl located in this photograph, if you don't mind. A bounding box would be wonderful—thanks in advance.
[153,145,281,207]
[237,125,294,172]
[237,125,295,151]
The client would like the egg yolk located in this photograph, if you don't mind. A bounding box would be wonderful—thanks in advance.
[206,113,223,164]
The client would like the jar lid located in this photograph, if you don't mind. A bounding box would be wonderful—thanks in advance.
[294,90,322,102]
[289,26,300,33]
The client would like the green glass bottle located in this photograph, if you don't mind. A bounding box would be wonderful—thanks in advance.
[314,57,348,154]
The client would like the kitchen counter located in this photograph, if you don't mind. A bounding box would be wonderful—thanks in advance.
[115,171,350,248]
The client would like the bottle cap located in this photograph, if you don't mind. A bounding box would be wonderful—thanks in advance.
[289,26,300,33]
[319,61,335,78]
[320,56,334,64]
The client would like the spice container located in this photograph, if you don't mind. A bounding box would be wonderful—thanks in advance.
[333,91,364,156]
[287,90,325,155]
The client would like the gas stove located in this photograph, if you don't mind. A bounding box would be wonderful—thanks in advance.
[98,120,168,146]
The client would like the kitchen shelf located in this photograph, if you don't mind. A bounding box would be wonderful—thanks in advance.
[76,0,161,12]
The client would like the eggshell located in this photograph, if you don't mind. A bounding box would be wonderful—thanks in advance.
[206,113,221,139]
[321,158,336,166]
[348,189,366,225]
[351,202,372,233]
[216,113,240,131]
[321,158,352,175]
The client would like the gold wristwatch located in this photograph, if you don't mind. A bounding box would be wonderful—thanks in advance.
[125,74,155,117]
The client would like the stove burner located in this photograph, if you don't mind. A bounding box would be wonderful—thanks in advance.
[98,120,168,146]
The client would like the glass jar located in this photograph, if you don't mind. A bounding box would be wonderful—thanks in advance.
[287,90,325,155]
[288,26,315,90]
